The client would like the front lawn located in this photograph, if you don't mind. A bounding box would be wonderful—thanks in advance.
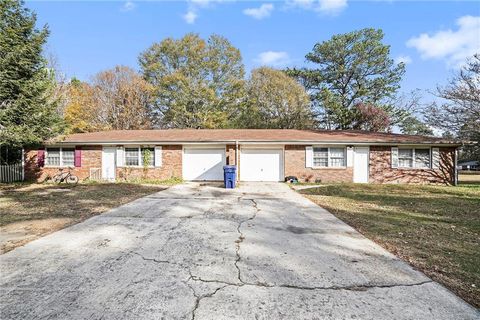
[299,183,479,308]
[0,182,167,254]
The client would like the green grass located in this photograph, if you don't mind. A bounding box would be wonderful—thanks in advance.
[299,183,480,308]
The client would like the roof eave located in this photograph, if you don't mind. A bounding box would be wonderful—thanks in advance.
[46,140,462,147]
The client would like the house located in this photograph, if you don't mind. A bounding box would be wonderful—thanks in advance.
[457,160,479,171]
[24,129,460,184]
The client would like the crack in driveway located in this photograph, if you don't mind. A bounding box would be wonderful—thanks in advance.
[185,274,230,320]
[188,196,436,300]
[188,272,434,292]
[234,198,259,284]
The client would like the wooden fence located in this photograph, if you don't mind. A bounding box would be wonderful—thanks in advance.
[0,163,24,183]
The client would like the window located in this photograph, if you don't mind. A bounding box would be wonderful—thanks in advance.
[398,148,431,168]
[313,147,346,168]
[46,148,60,166]
[124,147,155,167]
[329,148,345,167]
[313,148,328,167]
[398,149,413,168]
[62,148,75,167]
[125,148,139,166]
[415,149,430,168]
[46,148,76,167]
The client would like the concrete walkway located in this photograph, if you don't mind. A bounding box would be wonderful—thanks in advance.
[0,183,478,319]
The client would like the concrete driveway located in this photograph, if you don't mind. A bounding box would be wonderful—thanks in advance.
[0,183,478,319]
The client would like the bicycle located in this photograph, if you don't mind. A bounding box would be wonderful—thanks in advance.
[51,167,79,184]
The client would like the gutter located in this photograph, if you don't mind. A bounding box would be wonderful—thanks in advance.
[46,140,463,147]
[235,140,239,181]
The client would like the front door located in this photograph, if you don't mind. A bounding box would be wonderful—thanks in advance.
[353,147,369,183]
[102,147,116,181]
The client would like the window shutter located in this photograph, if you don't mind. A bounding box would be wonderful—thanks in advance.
[391,147,399,168]
[432,148,440,169]
[116,147,124,167]
[346,147,354,167]
[154,146,162,167]
[74,147,82,167]
[37,148,45,167]
[305,146,313,168]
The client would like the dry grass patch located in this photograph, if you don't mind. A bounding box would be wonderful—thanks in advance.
[459,172,480,184]
[299,183,480,308]
[0,182,166,253]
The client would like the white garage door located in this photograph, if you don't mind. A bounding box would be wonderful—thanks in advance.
[240,148,283,182]
[183,148,225,181]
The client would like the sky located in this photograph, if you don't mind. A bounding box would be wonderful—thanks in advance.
[27,0,480,97]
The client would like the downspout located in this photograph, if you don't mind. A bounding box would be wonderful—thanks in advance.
[235,140,239,181]
[454,147,458,186]
[21,148,25,181]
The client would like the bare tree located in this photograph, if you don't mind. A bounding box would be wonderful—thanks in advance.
[393,90,433,135]
[424,55,480,160]
[91,66,154,130]
[64,66,154,132]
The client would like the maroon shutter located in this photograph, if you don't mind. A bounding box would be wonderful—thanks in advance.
[74,147,82,167]
[37,148,45,167]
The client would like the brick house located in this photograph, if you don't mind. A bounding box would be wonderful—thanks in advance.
[25,129,460,185]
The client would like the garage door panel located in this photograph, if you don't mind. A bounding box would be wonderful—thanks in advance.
[183,148,225,181]
[240,149,283,182]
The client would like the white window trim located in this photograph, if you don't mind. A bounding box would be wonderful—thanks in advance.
[122,146,155,168]
[398,147,432,169]
[312,146,347,169]
[45,147,75,168]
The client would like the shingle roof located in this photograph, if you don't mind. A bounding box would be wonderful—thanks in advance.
[51,129,461,145]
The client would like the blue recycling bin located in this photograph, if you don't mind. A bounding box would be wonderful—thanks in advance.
[223,165,236,189]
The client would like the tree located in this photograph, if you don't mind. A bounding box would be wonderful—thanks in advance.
[64,67,154,132]
[287,28,405,130]
[91,66,154,130]
[0,0,63,148]
[353,102,390,132]
[398,116,433,136]
[63,78,98,133]
[139,33,245,129]
[424,55,480,161]
[237,67,314,129]
[395,90,433,135]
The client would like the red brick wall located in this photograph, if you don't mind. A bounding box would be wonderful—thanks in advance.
[25,146,102,181]
[25,143,455,184]
[116,145,182,180]
[226,144,236,166]
[369,146,456,185]
[284,145,353,183]
[25,145,182,182]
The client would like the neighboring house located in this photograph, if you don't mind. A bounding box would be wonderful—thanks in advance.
[24,129,460,184]
[457,160,479,171]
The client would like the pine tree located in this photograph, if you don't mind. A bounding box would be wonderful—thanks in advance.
[0,0,63,148]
